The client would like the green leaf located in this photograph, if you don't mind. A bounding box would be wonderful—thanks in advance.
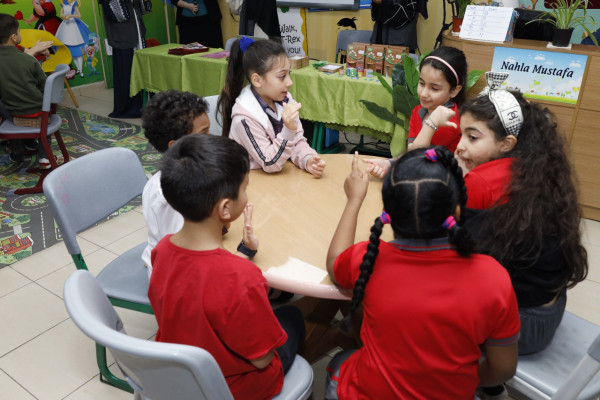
[392,63,406,88]
[374,72,393,95]
[402,54,419,97]
[392,85,417,117]
[390,123,407,157]
[466,69,484,92]
[360,100,405,125]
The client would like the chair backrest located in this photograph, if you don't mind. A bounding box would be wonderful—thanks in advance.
[225,37,236,51]
[204,95,223,136]
[335,29,372,60]
[43,63,69,112]
[64,270,234,400]
[43,147,148,256]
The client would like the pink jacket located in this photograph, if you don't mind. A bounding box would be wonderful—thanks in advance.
[229,85,317,173]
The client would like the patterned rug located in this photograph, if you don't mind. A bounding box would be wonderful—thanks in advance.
[0,107,159,268]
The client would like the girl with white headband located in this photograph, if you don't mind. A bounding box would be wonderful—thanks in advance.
[458,72,588,399]
[363,46,468,178]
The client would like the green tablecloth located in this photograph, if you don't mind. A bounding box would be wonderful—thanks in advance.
[130,46,397,142]
[131,44,228,97]
[288,65,395,142]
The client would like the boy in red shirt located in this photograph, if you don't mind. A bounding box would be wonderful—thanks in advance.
[148,134,304,400]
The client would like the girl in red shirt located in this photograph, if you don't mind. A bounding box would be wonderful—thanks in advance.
[324,149,520,399]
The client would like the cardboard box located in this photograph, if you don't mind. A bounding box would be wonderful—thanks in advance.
[365,44,386,75]
[384,46,409,76]
[346,43,365,71]
[318,64,344,74]
[352,42,368,72]
[289,56,309,69]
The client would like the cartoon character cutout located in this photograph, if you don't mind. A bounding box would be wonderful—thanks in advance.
[55,0,90,78]
[25,0,62,34]
[84,33,100,76]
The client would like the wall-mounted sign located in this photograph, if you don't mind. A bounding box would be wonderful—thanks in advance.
[491,47,588,104]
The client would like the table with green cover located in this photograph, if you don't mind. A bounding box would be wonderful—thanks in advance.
[130,44,228,97]
[288,65,396,143]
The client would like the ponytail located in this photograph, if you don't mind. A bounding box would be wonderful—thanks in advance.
[217,39,245,138]
[341,217,384,333]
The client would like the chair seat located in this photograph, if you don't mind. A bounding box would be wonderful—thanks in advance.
[96,242,151,306]
[508,311,600,399]
[0,114,62,135]
[274,355,313,400]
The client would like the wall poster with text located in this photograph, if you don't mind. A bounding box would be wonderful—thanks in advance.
[491,46,587,104]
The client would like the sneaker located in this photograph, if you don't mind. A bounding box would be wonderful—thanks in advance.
[38,157,51,170]
[9,151,24,164]
[23,139,38,152]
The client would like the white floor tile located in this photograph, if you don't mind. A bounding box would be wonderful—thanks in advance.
[0,319,100,400]
[0,369,36,400]
[104,226,148,256]
[567,279,600,326]
[582,218,600,247]
[0,283,68,356]
[78,211,147,249]
[62,376,133,400]
[0,267,30,298]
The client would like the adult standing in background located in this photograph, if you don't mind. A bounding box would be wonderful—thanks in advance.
[370,0,427,53]
[239,0,281,40]
[99,0,150,118]
[172,0,222,48]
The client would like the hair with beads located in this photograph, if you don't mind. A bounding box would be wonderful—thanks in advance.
[460,91,588,290]
[342,146,474,332]
[217,38,287,137]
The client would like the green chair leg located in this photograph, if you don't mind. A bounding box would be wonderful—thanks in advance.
[96,343,134,393]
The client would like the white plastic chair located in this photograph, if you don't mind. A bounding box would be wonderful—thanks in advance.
[64,269,314,400]
[43,147,150,392]
[204,95,223,136]
[506,311,600,400]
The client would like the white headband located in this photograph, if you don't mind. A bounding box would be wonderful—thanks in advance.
[479,71,523,137]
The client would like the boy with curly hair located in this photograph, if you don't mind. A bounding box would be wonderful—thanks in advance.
[141,89,211,276]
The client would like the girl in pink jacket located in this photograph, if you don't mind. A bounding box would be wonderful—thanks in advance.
[218,37,326,176]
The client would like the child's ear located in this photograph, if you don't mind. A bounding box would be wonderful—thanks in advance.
[216,198,233,221]
[449,85,463,99]
[500,135,517,153]
[250,72,262,88]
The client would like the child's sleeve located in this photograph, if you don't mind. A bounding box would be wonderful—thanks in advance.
[230,116,298,173]
[333,242,368,289]
[486,278,521,347]
[33,62,46,93]
[407,106,420,144]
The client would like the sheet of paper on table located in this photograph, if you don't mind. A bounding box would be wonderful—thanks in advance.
[265,257,328,284]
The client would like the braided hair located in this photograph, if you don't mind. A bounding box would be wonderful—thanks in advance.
[341,146,474,332]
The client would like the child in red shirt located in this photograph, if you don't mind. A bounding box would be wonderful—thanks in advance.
[324,149,520,399]
[148,134,305,400]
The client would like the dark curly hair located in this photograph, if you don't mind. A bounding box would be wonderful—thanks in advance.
[460,92,588,291]
[342,146,474,332]
[142,90,209,153]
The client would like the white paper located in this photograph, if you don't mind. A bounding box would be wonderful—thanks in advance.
[265,257,328,284]
[459,5,515,43]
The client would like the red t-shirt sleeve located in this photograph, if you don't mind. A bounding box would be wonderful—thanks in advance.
[486,270,521,346]
[407,104,461,153]
[334,242,369,290]
[217,281,287,361]
[408,106,420,143]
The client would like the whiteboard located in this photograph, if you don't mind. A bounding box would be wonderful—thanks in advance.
[276,0,359,10]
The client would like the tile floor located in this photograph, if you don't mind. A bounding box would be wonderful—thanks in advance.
[0,84,599,399]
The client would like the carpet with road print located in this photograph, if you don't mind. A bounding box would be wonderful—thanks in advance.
[0,107,159,267]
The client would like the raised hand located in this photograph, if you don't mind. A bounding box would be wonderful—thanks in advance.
[344,152,369,203]
[242,203,259,251]
[282,102,301,131]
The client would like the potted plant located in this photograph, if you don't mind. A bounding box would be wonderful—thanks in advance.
[360,54,483,156]
[452,0,473,33]
[528,0,598,47]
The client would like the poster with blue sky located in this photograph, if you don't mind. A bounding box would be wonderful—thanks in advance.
[491,47,587,104]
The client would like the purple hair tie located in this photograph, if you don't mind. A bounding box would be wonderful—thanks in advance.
[424,148,438,162]
[380,211,391,225]
[442,216,457,230]
[240,36,255,53]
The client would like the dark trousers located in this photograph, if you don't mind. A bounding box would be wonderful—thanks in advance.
[109,48,143,119]
[274,305,305,374]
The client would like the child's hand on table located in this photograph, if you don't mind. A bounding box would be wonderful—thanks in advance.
[307,155,326,178]
[362,158,391,179]
[242,203,259,251]
[282,102,301,131]
[344,152,369,204]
